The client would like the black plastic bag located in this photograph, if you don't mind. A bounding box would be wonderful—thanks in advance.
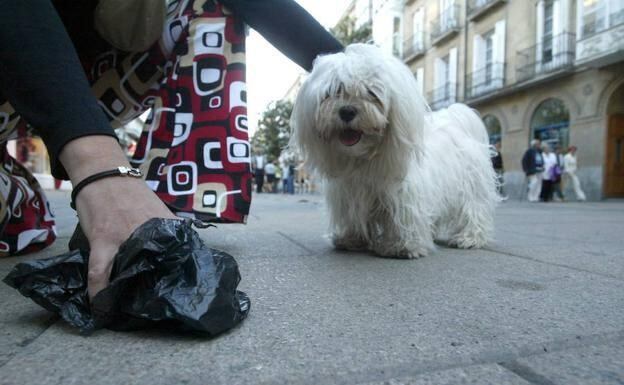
[3,218,250,336]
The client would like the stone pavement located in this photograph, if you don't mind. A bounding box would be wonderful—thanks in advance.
[1,191,623,385]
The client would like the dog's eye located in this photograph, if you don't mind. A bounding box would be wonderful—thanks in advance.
[367,88,382,104]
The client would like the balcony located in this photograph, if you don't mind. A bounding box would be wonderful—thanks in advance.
[467,0,507,21]
[465,63,505,100]
[576,8,624,67]
[430,4,461,45]
[402,32,426,61]
[428,83,457,110]
[516,32,576,84]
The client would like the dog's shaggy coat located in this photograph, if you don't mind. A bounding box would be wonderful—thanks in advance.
[290,44,499,258]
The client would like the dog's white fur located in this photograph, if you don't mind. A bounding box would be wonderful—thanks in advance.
[290,44,499,258]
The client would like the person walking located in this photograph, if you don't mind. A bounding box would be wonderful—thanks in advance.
[253,155,266,194]
[564,146,587,201]
[540,143,557,202]
[491,141,507,200]
[264,160,276,193]
[522,139,545,202]
[552,146,565,201]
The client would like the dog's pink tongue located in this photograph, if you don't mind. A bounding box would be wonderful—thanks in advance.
[339,129,363,146]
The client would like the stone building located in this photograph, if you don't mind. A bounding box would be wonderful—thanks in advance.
[401,0,624,200]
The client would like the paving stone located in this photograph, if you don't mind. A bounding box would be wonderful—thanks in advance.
[359,364,531,385]
[505,341,624,385]
[0,193,622,384]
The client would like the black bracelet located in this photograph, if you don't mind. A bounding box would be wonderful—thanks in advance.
[70,167,143,210]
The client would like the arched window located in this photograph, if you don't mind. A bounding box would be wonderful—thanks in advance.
[483,115,502,145]
[530,98,570,150]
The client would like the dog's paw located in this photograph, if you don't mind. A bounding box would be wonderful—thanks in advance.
[333,235,368,252]
[448,235,488,249]
[374,246,427,259]
[400,249,426,259]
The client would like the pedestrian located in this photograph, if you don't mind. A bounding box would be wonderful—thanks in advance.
[563,145,587,201]
[552,146,565,201]
[274,164,282,193]
[253,155,266,193]
[521,139,545,202]
[264,159,276,193]
[490,141,507,200]
[0,0,343,297]
[540,143,557,202]
[281,161,289,194]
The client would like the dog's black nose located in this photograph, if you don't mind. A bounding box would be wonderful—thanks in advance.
[339,106,357,123]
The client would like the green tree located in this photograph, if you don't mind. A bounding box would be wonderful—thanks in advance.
[252,99,293,161]
[330,16,372,46]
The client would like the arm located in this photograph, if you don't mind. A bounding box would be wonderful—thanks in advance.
[218,0,344,71]
[521,151,529,173]
[0,0,116,179]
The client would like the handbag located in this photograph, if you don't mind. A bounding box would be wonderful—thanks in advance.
[94,0,167,52]
[551,164,563,181]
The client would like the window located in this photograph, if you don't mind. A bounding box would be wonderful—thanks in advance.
[483,115,502,145]
[470,21,505,98]
[432,47,457,108]
[579,0,624,38]
[543,0,554,63]
[581,0,605,37]
[530,98,570,150]
[440,0,455,29]
[392,16,402,57]
[415,67,425,96]
[412,8,424,50]
[443,55,450,83]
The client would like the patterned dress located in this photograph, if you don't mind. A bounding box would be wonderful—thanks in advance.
[0,0,251,255]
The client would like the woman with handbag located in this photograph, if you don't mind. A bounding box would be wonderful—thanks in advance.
[540,143,557,202]
[0,0,343,297]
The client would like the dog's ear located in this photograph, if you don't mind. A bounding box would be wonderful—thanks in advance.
[385,55,428,160]
[289,73,321,171]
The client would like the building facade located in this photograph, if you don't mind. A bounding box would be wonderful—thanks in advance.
[400,0,624,200]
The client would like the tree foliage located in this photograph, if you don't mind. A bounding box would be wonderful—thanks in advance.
[330,16,372,46]
[251,99,293,161]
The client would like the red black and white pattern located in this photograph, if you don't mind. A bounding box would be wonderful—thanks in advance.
[90,0,252,223]
[0,0,252,255]
[0,145,56,256]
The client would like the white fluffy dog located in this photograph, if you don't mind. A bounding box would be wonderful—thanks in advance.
[290,44,499,258]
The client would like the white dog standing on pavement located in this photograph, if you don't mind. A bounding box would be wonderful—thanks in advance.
[290,44,499,258]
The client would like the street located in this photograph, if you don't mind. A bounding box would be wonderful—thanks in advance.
[1,191,623,384]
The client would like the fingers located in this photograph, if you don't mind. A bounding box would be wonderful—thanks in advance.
[87,242,117,299]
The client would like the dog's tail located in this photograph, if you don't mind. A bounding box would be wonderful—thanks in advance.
[446,103,489,145]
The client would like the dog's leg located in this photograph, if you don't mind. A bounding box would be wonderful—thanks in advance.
[371,206,433,259]
[332,232,368,251]
[449,202,494,249]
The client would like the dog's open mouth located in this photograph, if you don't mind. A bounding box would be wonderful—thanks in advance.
[338,129,363,146]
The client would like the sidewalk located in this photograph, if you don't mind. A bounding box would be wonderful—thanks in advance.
[1,192,623,384]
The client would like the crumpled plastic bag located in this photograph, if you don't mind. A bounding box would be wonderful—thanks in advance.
[3,218,250,336]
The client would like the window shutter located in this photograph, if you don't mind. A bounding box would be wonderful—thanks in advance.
[434,57,443,101]
[449,47,458,102]
[552,0,561,59]
[473,35,484,72]
[493,20,506,88]
[434,57,442,89]
[473,35,485,95]
[553,0,562,36]
[536,0,544,65]
[416,67,424,96]
[417,8,425,49]
[413,8,424,49]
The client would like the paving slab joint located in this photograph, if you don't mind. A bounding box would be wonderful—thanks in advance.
[499,361,559,385]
